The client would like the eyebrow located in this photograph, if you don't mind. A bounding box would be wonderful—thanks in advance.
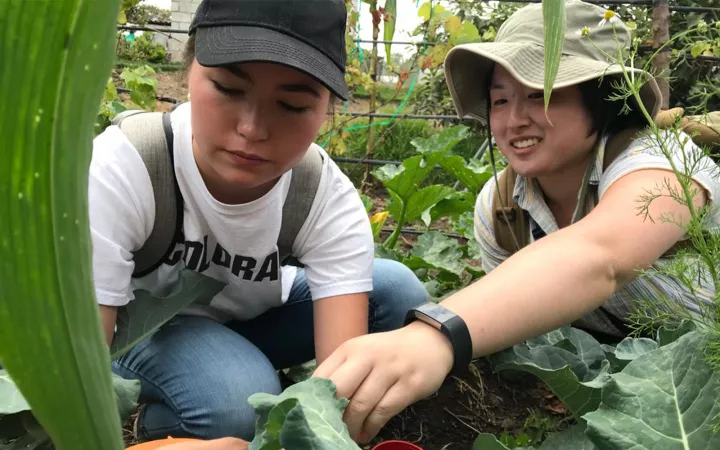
[223,65,321,98]
[490,83,505,90]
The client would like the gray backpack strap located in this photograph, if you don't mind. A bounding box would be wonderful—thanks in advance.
[278,145,324,267]
[112,111,183,277]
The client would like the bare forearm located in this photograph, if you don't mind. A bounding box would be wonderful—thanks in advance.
[314,293,368,364]
[441,229,619,357]
[99,305,117,347]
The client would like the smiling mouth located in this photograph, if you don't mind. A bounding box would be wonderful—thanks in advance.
[510,137,542,149]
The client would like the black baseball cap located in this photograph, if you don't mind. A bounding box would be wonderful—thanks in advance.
[189,0,349,100]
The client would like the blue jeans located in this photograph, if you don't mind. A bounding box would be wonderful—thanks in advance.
[111,258,427,441]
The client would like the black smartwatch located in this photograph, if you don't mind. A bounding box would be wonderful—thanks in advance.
[403,302,473,376]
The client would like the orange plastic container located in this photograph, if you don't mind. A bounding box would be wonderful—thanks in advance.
[126,437,202,449]
[126,437,423,449]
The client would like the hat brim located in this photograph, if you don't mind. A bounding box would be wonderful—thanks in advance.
[444,42,662,123]
[194,25,349,100]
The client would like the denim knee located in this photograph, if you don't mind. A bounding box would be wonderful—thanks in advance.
[370,258,428,332]
[113,316,283,441]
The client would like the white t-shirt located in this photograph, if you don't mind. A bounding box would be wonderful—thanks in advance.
[89,102,375,322]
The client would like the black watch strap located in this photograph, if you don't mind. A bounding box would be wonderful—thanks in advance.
[403,302,473,376]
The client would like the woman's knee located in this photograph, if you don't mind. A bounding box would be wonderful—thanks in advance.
[370,258,428,332]
[183,369,281,440]
[115,315,282,441]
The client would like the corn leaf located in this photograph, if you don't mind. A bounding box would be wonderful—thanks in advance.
[542,0,566,112]
[110,269,226,359]
[0,1,122,449]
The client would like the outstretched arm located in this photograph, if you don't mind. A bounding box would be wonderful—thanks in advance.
[315,167,709,443]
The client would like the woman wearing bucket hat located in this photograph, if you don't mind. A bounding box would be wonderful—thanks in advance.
[88,0,427,446]
[314,0,720,444]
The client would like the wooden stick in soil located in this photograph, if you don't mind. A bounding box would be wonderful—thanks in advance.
[361,0,381,192]
[652,0,670,109]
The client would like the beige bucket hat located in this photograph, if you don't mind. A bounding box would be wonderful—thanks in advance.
[444,0,662,123]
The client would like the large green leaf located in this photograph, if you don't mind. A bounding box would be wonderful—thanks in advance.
[0,1,123,449]
[489,327,612,419]
[110,269,226,358]
[372,152,447,201]
[584,331,720,449]
[248,378,360,450]
[404,185,456,222]
[411,125,469,156]
[429,191,476,224]
[541,0,566,111]
[656,319,697,346]
[407,232,466,277]
[439,155,493,193]
[613,337,658,366]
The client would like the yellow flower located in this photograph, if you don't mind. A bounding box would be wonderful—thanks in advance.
[370,211,389,224]
[598,9,619,27]
[575,26,591,37]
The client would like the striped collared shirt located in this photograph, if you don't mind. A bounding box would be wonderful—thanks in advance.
[473,131,720,336]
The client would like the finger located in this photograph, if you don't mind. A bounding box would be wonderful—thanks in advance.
[358,381,419,444]
[312,347,347,379]
[342,368,400,442]
[323,353,374,401]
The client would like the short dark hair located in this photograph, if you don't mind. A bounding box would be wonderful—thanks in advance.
[577,76,649,137]
[183,34,196,74]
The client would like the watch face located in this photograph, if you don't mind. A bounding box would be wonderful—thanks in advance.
[417,302,457,323]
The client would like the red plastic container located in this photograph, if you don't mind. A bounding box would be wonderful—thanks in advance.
[371,440,423,450]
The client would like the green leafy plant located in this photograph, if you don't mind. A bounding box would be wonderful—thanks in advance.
[116,32,168,64]
[477,325,720,449]
[120,64,158,111]
[96,77,127,134]
[372,125,477,248]
[248,378,360,450]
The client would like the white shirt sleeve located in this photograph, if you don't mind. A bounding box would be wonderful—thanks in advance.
[88,126,155,306]
[292,157,375,300]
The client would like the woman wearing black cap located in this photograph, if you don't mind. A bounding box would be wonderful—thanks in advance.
[90,0,427,446]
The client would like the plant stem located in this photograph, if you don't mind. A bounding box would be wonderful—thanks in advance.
[613,38,720,295]
[384,202,407,250]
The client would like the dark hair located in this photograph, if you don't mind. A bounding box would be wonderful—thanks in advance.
[183,34,196,74]
[577,76,649,137]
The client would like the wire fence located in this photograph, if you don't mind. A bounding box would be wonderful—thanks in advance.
[115,1,720,156]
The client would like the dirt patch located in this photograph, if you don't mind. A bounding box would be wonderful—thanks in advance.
[367,358,571,449]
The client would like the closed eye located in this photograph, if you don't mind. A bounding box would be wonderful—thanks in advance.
[279,102,309,114]
[212,80,243,97]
